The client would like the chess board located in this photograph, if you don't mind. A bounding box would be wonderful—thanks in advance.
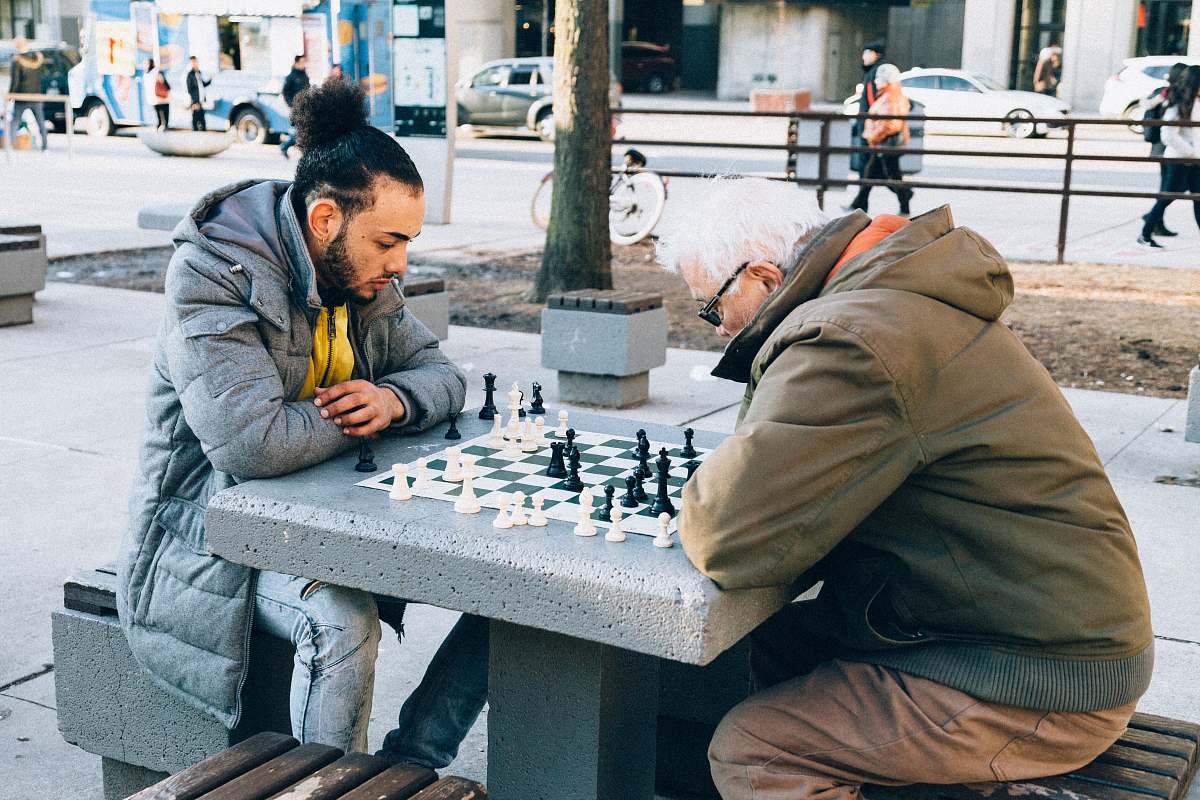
[355,429,712,537]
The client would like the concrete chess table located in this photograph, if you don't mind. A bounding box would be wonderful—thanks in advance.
[205,408,792,800]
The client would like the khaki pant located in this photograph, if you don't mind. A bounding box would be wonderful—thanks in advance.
[709,607,1136,800]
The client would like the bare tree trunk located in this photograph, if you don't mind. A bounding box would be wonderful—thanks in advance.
[526,0,612,302]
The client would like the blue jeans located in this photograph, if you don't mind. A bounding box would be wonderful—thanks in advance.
[253,570,489,764]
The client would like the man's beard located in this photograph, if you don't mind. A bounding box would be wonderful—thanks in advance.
[317,228,376,305]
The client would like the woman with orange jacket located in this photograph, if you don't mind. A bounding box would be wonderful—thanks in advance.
[848,63,914,216]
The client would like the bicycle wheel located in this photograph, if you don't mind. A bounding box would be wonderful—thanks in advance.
[531,172,554,230]
[608,171,666,246]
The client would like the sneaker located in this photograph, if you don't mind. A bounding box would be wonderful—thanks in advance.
[1137,234,1164,248]
[1154,223,1177,237]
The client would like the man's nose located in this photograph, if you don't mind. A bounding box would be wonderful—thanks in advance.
[385,253,408,278]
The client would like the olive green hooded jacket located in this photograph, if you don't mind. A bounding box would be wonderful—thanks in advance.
[680,207,1153,712]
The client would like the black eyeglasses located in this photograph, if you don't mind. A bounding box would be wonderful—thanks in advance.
[697,262,749,327]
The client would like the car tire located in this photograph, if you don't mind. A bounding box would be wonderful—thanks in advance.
[1123,103,1146,135]
[535,109,555,142]
[645,73,670,94]
[1003,108,1036,139]
[232,108,268,145]
[82,101,113,137]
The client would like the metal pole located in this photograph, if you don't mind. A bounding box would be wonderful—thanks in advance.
[816,117,829,210]
[608,0,623,81]
[1056,122,1075,265]
[63,97,74,160]
[542,0,550,57]
[3,95,12,163]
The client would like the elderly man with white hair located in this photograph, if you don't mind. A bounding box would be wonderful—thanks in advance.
[660,177,1152,800]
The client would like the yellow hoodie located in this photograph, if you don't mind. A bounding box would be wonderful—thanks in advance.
[300,304,354,400]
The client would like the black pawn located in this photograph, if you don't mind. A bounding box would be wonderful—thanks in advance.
[680,427,698,459]
[479,372,498,420]
[563,445,584,492]
[629,428,647,458]
[597,484,615,522]
[683,459,702,482]
[444,412,461,440]
[621,474,640,508]
[529,382,546,415]
[546,441,567,478]
[355,440,377,473]
[565,428,576,452]
[651,448,676,517]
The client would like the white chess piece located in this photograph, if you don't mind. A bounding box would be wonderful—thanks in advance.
[534,417,547,446]
[555,410,569,437]
[574,487,597,536]
[654,512,674,548]
[528,493,548,527]
[605,505,626,542]
[505,383,522,439]
[510,491,529,525]
[443,447,463,482]
[411,457,432,490]
[454,458,481,513]
[492,493,514,529]
[502,418,522,458]
[488,415,504,448]
[389,463,412,501]
[520,418,537,452]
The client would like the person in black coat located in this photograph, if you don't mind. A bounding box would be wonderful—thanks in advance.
[280,55,311,158]
[185,56,211,131]
[848,41,886,200]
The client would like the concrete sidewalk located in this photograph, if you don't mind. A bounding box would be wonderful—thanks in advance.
[1,282,1197,799]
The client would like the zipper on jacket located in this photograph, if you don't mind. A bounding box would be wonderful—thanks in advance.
[317,305,337,388]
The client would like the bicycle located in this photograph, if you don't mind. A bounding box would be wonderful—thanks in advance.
[530,148,668,246]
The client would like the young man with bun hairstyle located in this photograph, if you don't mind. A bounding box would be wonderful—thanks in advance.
[118,79,488,765]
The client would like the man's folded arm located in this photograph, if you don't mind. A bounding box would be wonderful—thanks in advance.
[375,307,467,433]
[680,322,924,590]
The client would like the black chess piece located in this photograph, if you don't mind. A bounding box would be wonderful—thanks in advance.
[636,446,652,484]
[479,372,498,420]
[683,459,702,482]
[354,440,377,473]
[444,411,461,440]
[650,448,676,517]
[597,484,615,522]
[634,466,648,503]
[546,441,567,478]
[629,428,647,458]
[518,390,526,418]
[621,474,640,508]
[563,445,584,492]
[529,382,546,415]
[681,427,698,459]
[565,428,576,452]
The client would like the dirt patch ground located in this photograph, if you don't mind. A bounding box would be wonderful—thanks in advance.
[49,243,1199,398]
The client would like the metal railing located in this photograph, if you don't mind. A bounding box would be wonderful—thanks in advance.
[612,107,1200,264]
[1,92,76,160]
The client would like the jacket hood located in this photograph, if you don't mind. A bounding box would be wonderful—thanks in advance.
[712,205,1013,382]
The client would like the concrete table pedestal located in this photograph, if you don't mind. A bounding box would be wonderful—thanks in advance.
[541,290,667,408]
[0,223,47,326]
[1186,365,1200,444]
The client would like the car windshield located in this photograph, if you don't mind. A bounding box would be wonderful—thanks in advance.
[971,73,1007,91]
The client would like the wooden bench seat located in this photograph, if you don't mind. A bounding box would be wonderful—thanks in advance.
[864,712,1199,800]
[125,731,487,800]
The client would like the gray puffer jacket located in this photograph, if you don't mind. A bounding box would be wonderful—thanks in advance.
[117,179,465,728]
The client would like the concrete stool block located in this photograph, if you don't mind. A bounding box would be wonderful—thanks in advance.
[403,277,449,341]
[0,294,34,326]
[558,371,649,408]
[1186,366,1200,444]
[0,232,47,327]
[139,130,232,157]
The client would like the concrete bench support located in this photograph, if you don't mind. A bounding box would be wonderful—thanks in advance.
[0,223,46,326]
[52,566,292,800]
[403,277,449,341]
[1186,365,1200,443]
[541,290,667,408]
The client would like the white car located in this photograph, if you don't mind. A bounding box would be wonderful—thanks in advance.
[844,68,1071,138]
[1100,56,1200,124]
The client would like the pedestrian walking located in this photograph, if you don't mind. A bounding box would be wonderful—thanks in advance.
[144,58,171,131]
[9,37,48,151]
[1139,62,1188,238]
[1033,45,1062,96]
[850,41,887,178]
[1139,64,1200,248]
[279,54,310,158]
[185,56,211,131]
[848,63,914,216]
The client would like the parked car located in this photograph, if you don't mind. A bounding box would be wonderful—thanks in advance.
[0,40,81,132]
[621,41,676,94]
[844,67,1070,138]
[1100,55,1200,125]
[456,56,622,141]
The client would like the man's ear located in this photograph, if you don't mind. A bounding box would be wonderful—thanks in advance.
[746,260,784,293]
[307,199,343,245]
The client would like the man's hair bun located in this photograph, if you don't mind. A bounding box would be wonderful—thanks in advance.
[292,78,368,152]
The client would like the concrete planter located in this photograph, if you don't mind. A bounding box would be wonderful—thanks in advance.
[0,224,47,326]
[138,130,232,158]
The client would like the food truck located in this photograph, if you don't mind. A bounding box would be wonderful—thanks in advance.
[67,0,395,143]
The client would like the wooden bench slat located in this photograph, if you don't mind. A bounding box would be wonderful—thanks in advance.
[128,731,299,800]
[1095,744,1191,782]
[264,753,389,800]
[1119,728,1198,761]
[408,777,489,800]
[1006,775,1163,800]
[1130,714,1200,745]
[196,742,342,800]
[1067,762,1181,800]
[336,764,438,800]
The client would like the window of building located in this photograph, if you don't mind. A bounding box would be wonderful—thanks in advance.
[1009,0,1066,91]
[1,0,38,39]
[1136,0,1193,56]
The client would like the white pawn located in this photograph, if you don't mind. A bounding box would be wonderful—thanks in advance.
[502,419,522,458]
[654,512,674,548]
[492,493,514,529]
[389,463,412,501]
[534,416,547,446]
[528,493,548,527]
[443,447,463,482]
[488,415,504,448]
[520,418,537,452]
[574,487,597,537]
[511,491,529,525]
[412,457,432,490]
[454,455,481,513]
[605,505,626,542]
[555,410,569,438]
